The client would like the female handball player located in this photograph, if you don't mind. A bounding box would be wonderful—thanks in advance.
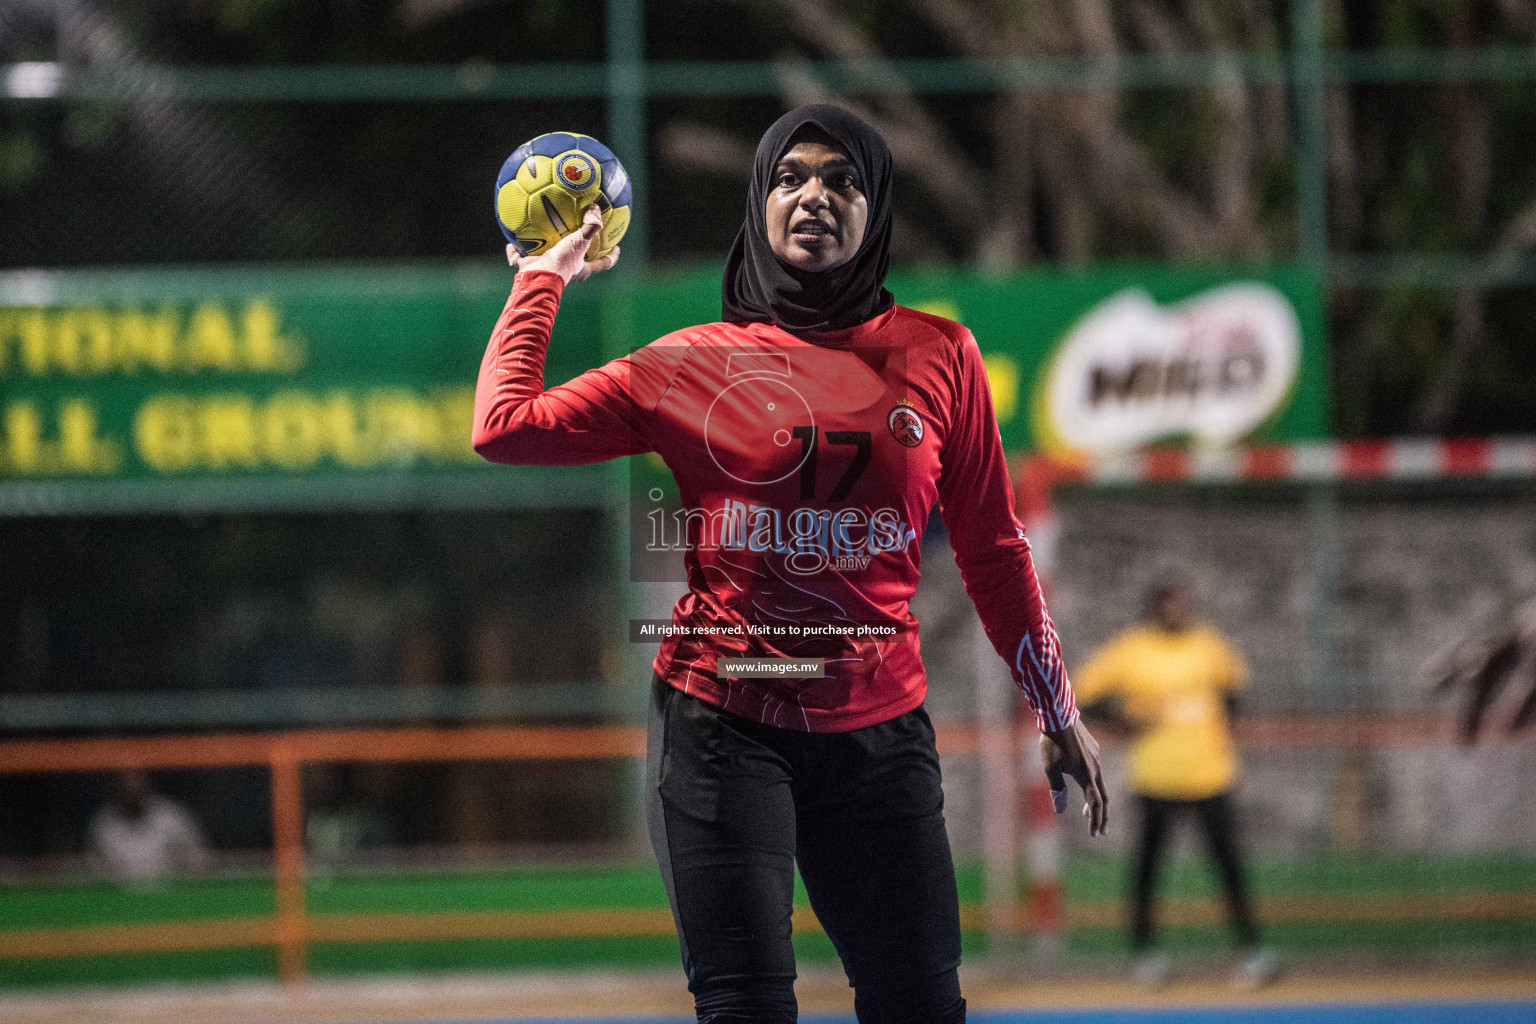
[473,105,1108,1024]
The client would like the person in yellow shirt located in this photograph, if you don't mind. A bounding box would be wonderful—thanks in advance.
[1073,579,1275,988]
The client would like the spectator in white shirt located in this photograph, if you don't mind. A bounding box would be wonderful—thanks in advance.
[89,769,211,880]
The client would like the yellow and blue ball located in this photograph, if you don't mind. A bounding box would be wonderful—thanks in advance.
[494,132,631,260]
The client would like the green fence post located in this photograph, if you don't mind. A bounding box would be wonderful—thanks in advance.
[1290,0,1328,266]
[1290,0,1339,714]
[605,0,649,849]
[607,0,647,271]
[603,0,647,711]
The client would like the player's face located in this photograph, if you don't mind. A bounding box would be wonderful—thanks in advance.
[765,141,868,273]
[1154,590,1193,633]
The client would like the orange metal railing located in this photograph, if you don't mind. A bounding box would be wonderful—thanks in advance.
[0,714,1457,982]
[0,725,653,981]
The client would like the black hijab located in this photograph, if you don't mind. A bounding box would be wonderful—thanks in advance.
[722,105,894,333]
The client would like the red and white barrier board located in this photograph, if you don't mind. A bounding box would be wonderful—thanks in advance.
[1027,436,1536,487]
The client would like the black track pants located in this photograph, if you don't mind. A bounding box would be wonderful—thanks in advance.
[645,676,966,1024]
[1130,792,1259,950]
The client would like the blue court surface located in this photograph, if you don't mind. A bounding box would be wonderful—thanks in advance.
[955,1005,1536,1024]
[419,1004,1536,1024]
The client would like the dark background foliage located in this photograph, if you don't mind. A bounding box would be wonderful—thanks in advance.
[3,0,1535,436]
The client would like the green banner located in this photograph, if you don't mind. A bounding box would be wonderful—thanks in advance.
[0,264,611,512]
[627,264,1329,457]
[0,262,1325,513]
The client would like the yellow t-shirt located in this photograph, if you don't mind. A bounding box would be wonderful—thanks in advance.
[1072,624,1247,800]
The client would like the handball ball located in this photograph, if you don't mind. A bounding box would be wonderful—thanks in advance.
[495,132,631,260]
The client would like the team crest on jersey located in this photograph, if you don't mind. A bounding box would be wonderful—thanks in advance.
[557,152,597,190]
[887,401,925,447]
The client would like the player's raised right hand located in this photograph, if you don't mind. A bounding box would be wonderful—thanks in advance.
[508,205,620,285]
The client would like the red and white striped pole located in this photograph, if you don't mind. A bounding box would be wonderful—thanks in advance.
[1015,455,1066,948]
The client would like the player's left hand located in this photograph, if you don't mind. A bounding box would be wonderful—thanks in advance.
[1041,717,1110,837]
[507,204,620,285]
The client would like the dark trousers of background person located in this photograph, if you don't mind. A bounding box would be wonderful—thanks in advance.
[1132,792,1259,950]
[645,676,967,1024]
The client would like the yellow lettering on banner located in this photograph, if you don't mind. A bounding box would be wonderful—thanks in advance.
[0,399,119,475]
[368,390,438,464]
[134,394,199,473]
[435,388,480,462]
[324,392,378,468]
[0,310,16,377]
[117,309,178,373]
[241,300,305,372]
[1,300,308,376]
[58,399,121,472]
[983,353,1020,423]
[261,392,324,470]
[18,312,50,375]
[201,396,260,470]
[121,388,488,476]
[4,402,45,472]
[183,304,238,371]
[52,307,115,375]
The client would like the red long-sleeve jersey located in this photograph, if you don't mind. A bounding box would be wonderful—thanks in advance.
[474,270,1078,733]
